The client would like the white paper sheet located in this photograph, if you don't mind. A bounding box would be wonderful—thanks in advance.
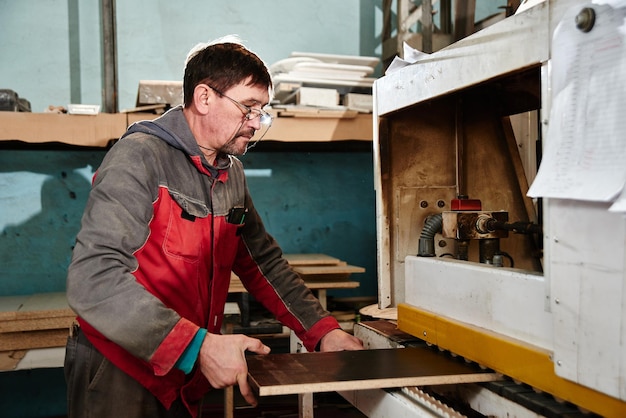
[527,3,626,205]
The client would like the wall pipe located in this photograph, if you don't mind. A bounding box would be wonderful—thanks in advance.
[101,0,118,113]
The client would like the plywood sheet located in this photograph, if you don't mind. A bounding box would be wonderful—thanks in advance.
[0,292,74,333]
[229,254,364,293]
[247,347,500,396]
[0,329,69,351]
[283,254,341,266]
[292,264,365,276]
[229,274,360,293]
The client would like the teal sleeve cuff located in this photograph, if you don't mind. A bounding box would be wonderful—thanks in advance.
[175,328,207,374]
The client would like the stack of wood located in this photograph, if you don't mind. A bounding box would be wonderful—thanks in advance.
[229,253,364,293]
[0,292,74,367]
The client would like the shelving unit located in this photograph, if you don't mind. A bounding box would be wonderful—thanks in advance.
[0,109,372,146]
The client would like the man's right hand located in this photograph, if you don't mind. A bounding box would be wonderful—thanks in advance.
[197,333,270,406]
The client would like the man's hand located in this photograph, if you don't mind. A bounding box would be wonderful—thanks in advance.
[197,333,270,406]
[319,328,364,352]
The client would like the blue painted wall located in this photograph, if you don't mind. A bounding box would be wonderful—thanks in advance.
[241,147,377,297]
[0,146,376,298]
[0,144,375,418]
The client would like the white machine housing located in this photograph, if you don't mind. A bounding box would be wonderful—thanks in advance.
[372,0,626,415]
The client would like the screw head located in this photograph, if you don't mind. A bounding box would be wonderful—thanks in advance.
[576,7,596,33]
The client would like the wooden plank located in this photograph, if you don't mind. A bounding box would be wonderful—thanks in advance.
[247,346,501,396]
[304,274,353,282]
[0,292,75,332]
[0,329,69,351]
[303,281,359,290]
[283,254,341,266]
[264,112,372,142]
[292,264,365,276]
[0,112,127,147]
[228,275,246,293]
[0,315,75,333]
[229,275,360,293]
[228,254,364,293]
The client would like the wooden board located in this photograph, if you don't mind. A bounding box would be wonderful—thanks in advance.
[283,254,341,266]
[303,281,359,290]
[292,264,365,276]
[229,275,360,293]
[247,346,500,396]
[0,329,69,351]
[0,292,74,333]
[0,314,75,333]
[228,254,364,293]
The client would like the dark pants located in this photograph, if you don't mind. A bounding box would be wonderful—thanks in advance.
[64,325,195,418]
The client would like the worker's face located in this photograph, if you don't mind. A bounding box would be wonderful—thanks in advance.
[203,80,271,156]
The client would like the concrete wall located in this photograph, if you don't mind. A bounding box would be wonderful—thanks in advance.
[0,0,378,112]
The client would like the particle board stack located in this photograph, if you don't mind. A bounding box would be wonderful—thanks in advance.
[0,292,74,354]
[229,253,364,293]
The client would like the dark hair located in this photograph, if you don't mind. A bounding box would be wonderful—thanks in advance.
[183,42,272,106]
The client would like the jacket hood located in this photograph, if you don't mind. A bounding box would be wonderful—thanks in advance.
[122,105,232,176]
[123,106,194,150]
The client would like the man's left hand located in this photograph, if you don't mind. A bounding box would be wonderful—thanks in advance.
[319,328,364,352]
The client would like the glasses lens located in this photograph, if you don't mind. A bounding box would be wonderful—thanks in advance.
[251,120,271,142]
[246,109,273,124]
[259,111,273,126]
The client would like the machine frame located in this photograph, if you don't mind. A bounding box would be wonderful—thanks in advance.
[371,0,626,416]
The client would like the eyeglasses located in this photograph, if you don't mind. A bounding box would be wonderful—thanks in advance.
[208,85,273,127]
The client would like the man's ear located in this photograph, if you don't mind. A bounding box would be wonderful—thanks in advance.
[194,84,212,113]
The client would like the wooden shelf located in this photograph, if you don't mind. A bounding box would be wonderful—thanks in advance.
[0,109,372,147]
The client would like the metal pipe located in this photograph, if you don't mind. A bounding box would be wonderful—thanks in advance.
[101,0,118,113]
[455,99,465,198]
[417,213,443,257]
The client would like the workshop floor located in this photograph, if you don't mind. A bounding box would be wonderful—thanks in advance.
[202,390,367,418]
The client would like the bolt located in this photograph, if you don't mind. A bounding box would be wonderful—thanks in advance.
[576,7,595,33]
[437,200,446,208]
[420,200,429,208]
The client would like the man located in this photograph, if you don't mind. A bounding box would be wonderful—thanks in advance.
[64,35,363,418]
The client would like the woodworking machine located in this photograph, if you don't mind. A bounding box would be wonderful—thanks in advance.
[348,0,626,416]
